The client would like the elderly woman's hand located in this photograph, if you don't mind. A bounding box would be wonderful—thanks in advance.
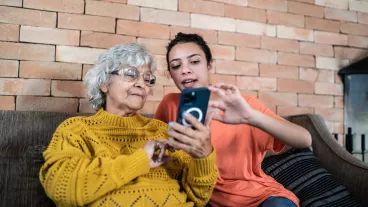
[143,140,172,168]
[165,112,214,159]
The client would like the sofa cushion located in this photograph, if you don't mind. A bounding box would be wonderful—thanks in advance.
[261,148,362,207]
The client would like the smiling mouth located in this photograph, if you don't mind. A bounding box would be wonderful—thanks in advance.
[182,79,197,88]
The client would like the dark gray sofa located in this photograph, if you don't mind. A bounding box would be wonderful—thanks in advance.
[0,110,367,206]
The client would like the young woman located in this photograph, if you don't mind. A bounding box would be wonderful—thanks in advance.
[154,33,312,207]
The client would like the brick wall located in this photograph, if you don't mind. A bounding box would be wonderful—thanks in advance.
[1,0,368,141]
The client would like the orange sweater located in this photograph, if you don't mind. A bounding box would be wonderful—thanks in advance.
[40,109,218,206]
[154,93,300,207]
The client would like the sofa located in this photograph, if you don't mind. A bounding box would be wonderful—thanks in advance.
[0,110,367,206]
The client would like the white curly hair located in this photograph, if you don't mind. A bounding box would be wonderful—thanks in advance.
[84,43,157,111]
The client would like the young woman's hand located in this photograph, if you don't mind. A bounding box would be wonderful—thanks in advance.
[208,83,258,125]
[143,140,172,168]
[165,112,215,159]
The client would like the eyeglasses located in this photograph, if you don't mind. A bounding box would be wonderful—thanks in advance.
[110,66,156,87]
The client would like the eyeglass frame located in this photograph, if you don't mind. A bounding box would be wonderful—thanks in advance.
[109,66,156,87]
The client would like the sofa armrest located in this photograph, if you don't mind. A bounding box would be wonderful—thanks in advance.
[285,114,368,206]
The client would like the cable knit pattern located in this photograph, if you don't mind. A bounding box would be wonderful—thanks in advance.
[39,109,218,207]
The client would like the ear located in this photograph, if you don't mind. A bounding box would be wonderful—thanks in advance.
[100,84,108,93]
[207,60,213,71]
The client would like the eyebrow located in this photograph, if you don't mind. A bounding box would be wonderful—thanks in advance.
[169,54,201,64]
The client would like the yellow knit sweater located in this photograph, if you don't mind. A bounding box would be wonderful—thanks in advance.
[40,109,218,207]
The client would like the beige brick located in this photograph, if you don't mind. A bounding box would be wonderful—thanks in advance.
[218,31,260,48]
[349,0,368,13]
[141,8,190,27]
[334,122,344,134]
[128,0,177,11]
[341,22,368,36]
[215,60,258,75]
[348,34,368,48]
[0,96,15,110]
[277,106,314,116]
[225,4,266,22]
[299,94,333,107]
[315,107,343,121]
[315,82,343,95]
[210,0,247,6]
[210,74,236,84]
[315,0,348,9]
[81,31,136,49]
[86,0,139,20]
[261,36,299,53]
[0,6,56,27]
[0,60,18,77]
[82,64,94,79]
[58,13,115,33]
[324,7,357,22]
[117,20,170,40]
[137,38,169,55]
[180,0,224,16]
[305,17,340,33]
[334,47,367,61]
[79,98,95,113]
[236,19,276,36]
[163,86,180,95]
[259,92,297,110]
[314,31,347,45]
[358,12,368,24]
[277,79,314,93]
[335,72,342,84]
[24,0,84,13]
[288,1,324,18]
[299,42,334,57]
[236,47,277,64]
[334,96,343,108]
[248,0,287,12]
[210,44,235,60]
[294,0,314,3]
[154,55,167,71]
[267,11,304,28]
[239,90,258,97]
[52,80,86,98]
[277,25,313,41]
[0,42,55,61]
[260,64,298,79]
[56,46,105,64]
[155,74,175,86]
[138,101,160,115]
[0,0,22,6]
[300,68,335,83]
[20,61,82,80]
[20,26,79,46]
[237,76,277,91]
[191,13,235,32]
[102,0,127,3]
[316,57,349,70]
[146,85,164,101]
[17,96,79,112]
[0,23,19,41]
[0,78,50,95]
[170,26,217,44]
[278,52,315,67]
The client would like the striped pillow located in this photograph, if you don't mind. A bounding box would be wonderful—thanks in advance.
[261,148,362,207]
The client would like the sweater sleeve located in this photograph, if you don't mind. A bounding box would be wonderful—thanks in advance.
[39,119,150,206]
[180,148,218,207]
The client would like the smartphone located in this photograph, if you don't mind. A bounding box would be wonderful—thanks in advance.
[176,87,210,127]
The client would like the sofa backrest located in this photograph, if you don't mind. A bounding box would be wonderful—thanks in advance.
[0,110,85,206]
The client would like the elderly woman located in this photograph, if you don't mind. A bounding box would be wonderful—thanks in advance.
[39,43,218,207]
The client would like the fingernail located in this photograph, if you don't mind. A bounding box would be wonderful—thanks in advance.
[168,129,171,134]
[157,158,162,162]
[182,111,187,118]
[168,137,174,141]
[168,122,174,127]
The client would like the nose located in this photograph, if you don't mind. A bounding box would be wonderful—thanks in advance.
[134,74,145,88]
[181,62,192,75]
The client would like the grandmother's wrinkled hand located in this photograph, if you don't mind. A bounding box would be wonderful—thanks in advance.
[143,140,173,168]
[165,112,215,159]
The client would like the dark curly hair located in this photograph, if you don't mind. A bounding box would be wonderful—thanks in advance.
[166,32,213,71]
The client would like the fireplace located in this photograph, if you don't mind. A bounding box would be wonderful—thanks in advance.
[338,57,368,162]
